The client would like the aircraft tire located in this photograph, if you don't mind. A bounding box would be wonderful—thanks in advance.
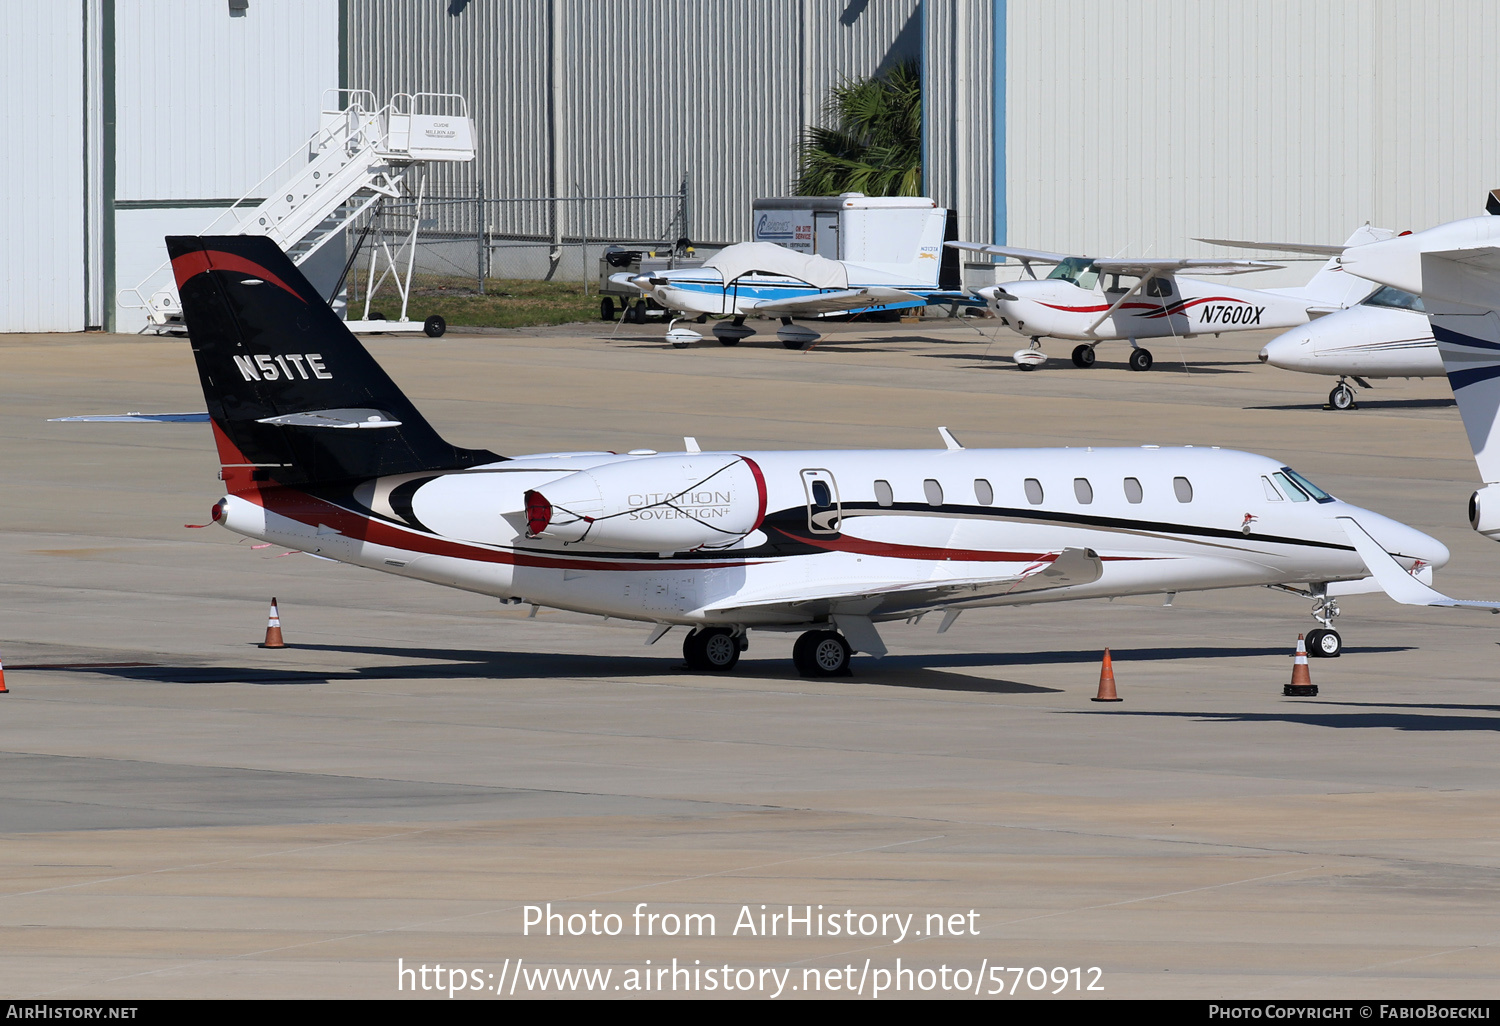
[1305,628,1342,658]
[1071,344,1096,368]
[719,338,740,346]
[793,630,852,677]
[683,627,741,672]
[600,297,616,321]
[1128,348,1154,372]
[423,315,446,338]
[1329,384,1357,410]
[782,338,808,351]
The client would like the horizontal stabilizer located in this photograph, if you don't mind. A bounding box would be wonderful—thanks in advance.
[1337,517,1500,610]
[50,412,210,423]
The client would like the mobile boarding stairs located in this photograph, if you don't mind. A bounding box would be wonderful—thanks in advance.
[119,90,475,336]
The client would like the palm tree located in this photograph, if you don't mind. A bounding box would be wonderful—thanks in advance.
[795,61,922,198]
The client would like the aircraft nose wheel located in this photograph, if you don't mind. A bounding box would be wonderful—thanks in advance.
[1071,344,1097,368]
[1305,627,1342,658]
[792,630,852,677]
[683,627,742,672]
[1329,382,1358,410]
[1127,348,1154,371]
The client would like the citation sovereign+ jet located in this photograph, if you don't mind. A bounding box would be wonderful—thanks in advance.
[167,234,1455,672]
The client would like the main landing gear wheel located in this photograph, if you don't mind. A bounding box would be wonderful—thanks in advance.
[782,338,808,350]
[792,630,852,677]
[1071,344,1097,368]
[600,297,617,322]
[1305,628,1342,658]
[719,337,740,346]
[1128,348,1154,372]
[423,315,446,338]
[683,627,741,672]
[1329,382,1357,410]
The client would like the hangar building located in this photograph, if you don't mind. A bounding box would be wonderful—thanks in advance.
[7,0,1499,332]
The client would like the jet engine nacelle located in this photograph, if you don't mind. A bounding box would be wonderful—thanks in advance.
[524,454,766,552]
[1469,483,1500,541]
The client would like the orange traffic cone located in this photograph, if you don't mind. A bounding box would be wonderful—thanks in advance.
[0,651,8,694]
[1284,633,1317,697]
[259,597,286,649]
[1092,648,1122,702]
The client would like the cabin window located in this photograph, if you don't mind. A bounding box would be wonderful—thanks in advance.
[1173,476,1194,503]
[1262,475,1284,501]
[1024,478,1044,505]
[1123,477,1143,503]
[923,479,944,507]
[1145,277,1174,298]
[1074,478,1094,504]
[974,478,994,505]
[873,479,894,507]
[1272,471,1309,502]
[812,481,832,507]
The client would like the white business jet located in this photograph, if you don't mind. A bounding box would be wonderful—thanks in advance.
[609,199,969,350]
[163,234,1458,674]
[1257,286,1440,409]
[948,226,1393,371]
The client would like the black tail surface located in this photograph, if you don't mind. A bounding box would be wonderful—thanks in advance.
[168,235,499,486]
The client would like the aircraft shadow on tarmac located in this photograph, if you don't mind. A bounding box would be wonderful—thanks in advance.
[46,643,1409,695]
[1069,701,1500,732]
[913,352,1255,375]
[1248,398,1456,412]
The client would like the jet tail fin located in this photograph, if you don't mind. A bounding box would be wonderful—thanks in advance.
[1337,216,1500,485]
[167,235,500,488]
[1281,225,1396,308]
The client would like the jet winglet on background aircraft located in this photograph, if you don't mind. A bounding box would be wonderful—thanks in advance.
[948,226,1394,371]
[167,234,1458,673]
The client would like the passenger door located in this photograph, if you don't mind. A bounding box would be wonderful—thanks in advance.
[801,469,842,535]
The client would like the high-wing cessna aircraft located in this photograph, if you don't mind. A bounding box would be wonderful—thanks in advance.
[1258,286,1440,409]
[169,234,1457,672]
[609,199,970,349]
[948,226,1394,371]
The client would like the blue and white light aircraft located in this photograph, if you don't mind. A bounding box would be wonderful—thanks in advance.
[164,234,1467,673]
[609,198,969,349]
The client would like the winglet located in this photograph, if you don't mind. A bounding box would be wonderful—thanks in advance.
[937,426,963,450]
[1337,517,1500,610]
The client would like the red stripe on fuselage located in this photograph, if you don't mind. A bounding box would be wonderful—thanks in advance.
[170,250,305,303]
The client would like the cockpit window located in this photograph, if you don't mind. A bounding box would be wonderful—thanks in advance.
[1361,286,1425,312]
[1278,466,1335,504]
[1046,257,1099,290]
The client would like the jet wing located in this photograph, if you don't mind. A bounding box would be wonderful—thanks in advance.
[1337,517,1500,611]
[945,242,1073,264]
[1092,258,1283,277]
[742,287,926,315]
[702,546,1103,619]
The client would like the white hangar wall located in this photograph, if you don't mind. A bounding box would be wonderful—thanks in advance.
[2,4,90,332]
[1003,0,1500,285]
[347,0,922,245]
[111,0,339,331]
[0,0,339,333]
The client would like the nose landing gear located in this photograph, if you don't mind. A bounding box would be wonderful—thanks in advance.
[1307,595,1342,657]
[1329,379,1358,411]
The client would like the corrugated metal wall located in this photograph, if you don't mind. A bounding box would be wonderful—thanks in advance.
[348,0,921,245]
[1006,0,1500,284]
[923,0,995,246]
[2,4,87,331]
